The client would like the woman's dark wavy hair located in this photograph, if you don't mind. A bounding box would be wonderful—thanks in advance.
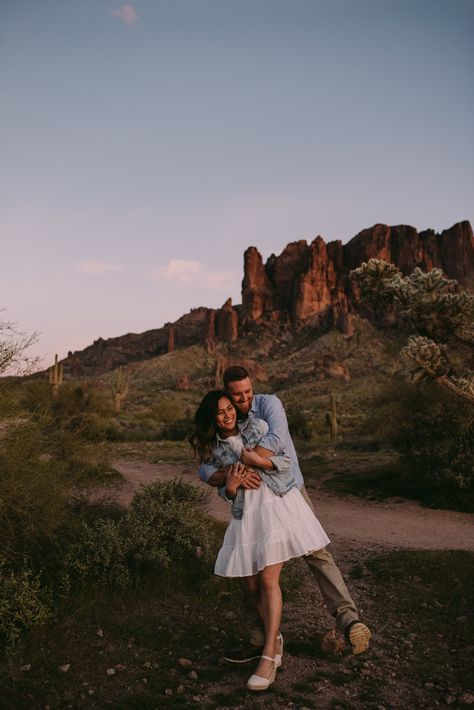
[189,390,235,463]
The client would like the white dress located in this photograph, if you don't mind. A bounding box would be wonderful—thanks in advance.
[214,435,330,578]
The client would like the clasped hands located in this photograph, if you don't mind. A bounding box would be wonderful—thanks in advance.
[225,461,261,499]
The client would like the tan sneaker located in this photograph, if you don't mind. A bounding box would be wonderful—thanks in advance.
[347,622,371,655]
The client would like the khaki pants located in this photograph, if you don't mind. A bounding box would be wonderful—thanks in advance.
[247,485,359,645]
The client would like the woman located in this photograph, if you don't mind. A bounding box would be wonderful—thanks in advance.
[190,390,330,692]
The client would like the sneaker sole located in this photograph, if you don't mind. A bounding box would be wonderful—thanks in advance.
[348,623,371,655]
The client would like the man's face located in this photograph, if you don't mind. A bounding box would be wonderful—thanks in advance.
[225,376,254,416]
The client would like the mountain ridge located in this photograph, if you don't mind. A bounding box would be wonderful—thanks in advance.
[61,220,474,376]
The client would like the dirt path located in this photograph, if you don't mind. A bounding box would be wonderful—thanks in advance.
[111,457,474,551]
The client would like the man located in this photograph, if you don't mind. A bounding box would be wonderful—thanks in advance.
[198,365,371,661]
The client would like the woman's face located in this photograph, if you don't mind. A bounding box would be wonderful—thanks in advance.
[215,396,237,435]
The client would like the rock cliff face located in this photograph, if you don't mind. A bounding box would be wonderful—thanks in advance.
[242,220,474,328]
[61,220,473,376]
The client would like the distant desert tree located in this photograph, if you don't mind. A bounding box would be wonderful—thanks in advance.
[0,314,40,376]
[351,260,474,403]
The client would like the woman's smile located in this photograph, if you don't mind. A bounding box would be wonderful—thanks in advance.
[216,396,238,435]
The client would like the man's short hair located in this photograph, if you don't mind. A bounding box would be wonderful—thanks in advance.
[223,365,250,388]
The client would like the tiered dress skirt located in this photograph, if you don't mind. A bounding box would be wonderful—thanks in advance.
[215,483,330,578]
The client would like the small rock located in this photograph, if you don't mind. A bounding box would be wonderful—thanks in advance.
[189,670,198,680]
[424,683,434,690]
[88,690,95,696]
[456,616,468,624]
[224,611,236,621]
[96,628,104,638]
[446,696,456,705]
[178,658,192,667]
[115,664,126,672]
[177,685,185,695]
[165,689,173,696]
[460,693,474,706]
[106,668,116,676]
[142,678,148,684]
[59,664,70,673]
[142,661,152,668]
[152,662,160,669]
[20,664,31,673]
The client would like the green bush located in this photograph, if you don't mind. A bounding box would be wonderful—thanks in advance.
[287,405,312,440]
[0,420,74,561]
[371,381,474,510]
[0,565,51,650]
[61,480,215,590]
[160,418,193,441]
[128,480,214,565]
[60,517,131,591]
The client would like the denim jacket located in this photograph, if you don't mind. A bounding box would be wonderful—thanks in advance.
[209,418,295,519]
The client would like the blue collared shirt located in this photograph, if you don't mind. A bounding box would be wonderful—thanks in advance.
[197,393,304,490]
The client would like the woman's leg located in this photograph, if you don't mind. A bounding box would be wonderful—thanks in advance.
[253,562,284,678]
[244,574,264,633]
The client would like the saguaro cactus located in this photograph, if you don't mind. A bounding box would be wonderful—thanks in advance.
[48,354,63,398]
[112,367,129,413]
[326,392,338,442]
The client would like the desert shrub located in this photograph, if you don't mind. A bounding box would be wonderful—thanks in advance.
[370,381,474,510]
[287,405,312,440]
[60,480,215,591]
[0,565,51,651]
[60,517,131,591]
[21,381,114,442]
[0,420,74,561]
[160,418,193,441]
[128,480,214,565]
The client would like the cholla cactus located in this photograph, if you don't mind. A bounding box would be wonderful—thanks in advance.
[111,367,130,413]
[351,260,474,403]
[48,354,63,398]
[401,336,449,376]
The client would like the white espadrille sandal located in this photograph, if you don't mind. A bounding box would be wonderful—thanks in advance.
[246,655,277,691]
[275,633,284,667]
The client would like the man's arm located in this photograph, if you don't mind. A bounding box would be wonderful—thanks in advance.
[198,461,224,486]
[241,445,291,474]
[256,396,290,455]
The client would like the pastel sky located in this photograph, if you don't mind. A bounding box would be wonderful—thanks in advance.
[1,0,473,370]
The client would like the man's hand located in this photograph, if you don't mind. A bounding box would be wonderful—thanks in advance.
[239,467,261,490]
[225,463,261,498]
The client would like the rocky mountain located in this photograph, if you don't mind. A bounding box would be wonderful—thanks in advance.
[62,220,473,376]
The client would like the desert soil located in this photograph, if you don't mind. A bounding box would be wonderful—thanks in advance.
[110,457,474,552]
[101,458,474,709]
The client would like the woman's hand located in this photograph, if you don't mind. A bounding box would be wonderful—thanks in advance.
[225,462,246,499]
[225,462,261,497]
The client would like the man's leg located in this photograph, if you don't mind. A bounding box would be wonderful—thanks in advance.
[223,578,265,663]
[300,485,371,654]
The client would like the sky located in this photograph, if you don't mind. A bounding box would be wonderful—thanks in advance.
[1,0,473,370]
